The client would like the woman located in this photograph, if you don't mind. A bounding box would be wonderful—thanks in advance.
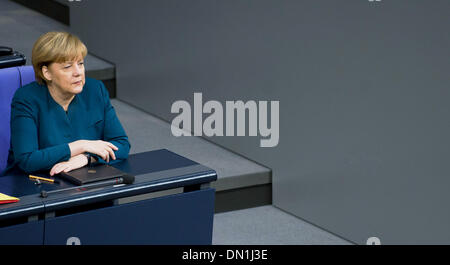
[2,31,130,176]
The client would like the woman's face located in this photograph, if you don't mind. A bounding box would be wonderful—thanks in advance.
[43,56,85,95]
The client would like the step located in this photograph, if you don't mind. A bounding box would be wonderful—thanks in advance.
[213,206,352,245]
[11,0,69,26]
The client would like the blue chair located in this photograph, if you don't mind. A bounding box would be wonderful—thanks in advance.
[0,66,35,173]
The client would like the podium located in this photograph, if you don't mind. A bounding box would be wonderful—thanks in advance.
[0,149,217,245]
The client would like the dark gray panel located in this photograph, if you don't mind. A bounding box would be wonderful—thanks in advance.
[0,220,44,245]
[215,184,272,213]
[44,188,215,245]
[70,0,450,244]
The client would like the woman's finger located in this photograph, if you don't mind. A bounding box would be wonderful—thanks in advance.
[50,166,56,176]
[56,165,68,174]
[106,146,116,160]
[105,141,118,150]
[102,149,110,163]
[50,163,62,176]
[98,149,107,161]
[52,164,64,175]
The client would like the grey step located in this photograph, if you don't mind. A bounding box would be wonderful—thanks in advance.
[213,205,353,245]
[111,99,272,213]
[11,0,69,26]
[1,0,116,96]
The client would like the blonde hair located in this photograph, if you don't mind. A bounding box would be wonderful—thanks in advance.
[31,31,88,85]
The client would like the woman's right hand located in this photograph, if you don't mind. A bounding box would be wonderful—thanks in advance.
[83,140,118,162]
[69,140,119,163]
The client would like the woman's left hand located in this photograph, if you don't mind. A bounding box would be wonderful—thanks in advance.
[50,154,88,176]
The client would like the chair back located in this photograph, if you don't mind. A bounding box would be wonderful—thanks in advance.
[0,66,35,173]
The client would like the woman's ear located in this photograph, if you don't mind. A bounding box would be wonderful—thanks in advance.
[42,65,52,82]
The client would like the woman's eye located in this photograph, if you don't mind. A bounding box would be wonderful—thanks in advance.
[79,62,84,66]
[64,65,71,69]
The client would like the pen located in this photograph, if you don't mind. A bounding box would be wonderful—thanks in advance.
[29,175,60,184]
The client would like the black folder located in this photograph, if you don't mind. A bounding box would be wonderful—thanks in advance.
[58,164,128,185]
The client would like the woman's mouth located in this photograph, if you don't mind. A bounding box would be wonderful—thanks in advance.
[72,80,82,85]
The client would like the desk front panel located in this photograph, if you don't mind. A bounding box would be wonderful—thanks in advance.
[44,188,215,245]
[0,220,44,245]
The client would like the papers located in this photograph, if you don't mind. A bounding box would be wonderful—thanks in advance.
[0,193,19,204]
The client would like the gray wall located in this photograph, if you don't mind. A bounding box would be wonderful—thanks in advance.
[70,0,450,244]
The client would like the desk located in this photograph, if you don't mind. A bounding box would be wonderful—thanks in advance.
[0,149,217,245]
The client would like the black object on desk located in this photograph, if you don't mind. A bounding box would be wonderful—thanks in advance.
[58,164,129,185]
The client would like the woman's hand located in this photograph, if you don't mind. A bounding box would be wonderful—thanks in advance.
[69,140,118,163]
[50,154,88,176]
[83,140,118,163]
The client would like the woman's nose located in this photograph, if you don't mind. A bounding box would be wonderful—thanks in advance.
[73,64,83,76]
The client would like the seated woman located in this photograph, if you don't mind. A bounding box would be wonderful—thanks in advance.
[2,31,130,176]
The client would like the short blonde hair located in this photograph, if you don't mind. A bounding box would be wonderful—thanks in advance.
[32,31,88,85]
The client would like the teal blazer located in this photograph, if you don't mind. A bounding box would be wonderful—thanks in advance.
[2,77,130,175]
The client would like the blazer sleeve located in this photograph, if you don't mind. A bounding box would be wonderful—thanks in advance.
[91,81,131,165]
[10,95,71,173]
